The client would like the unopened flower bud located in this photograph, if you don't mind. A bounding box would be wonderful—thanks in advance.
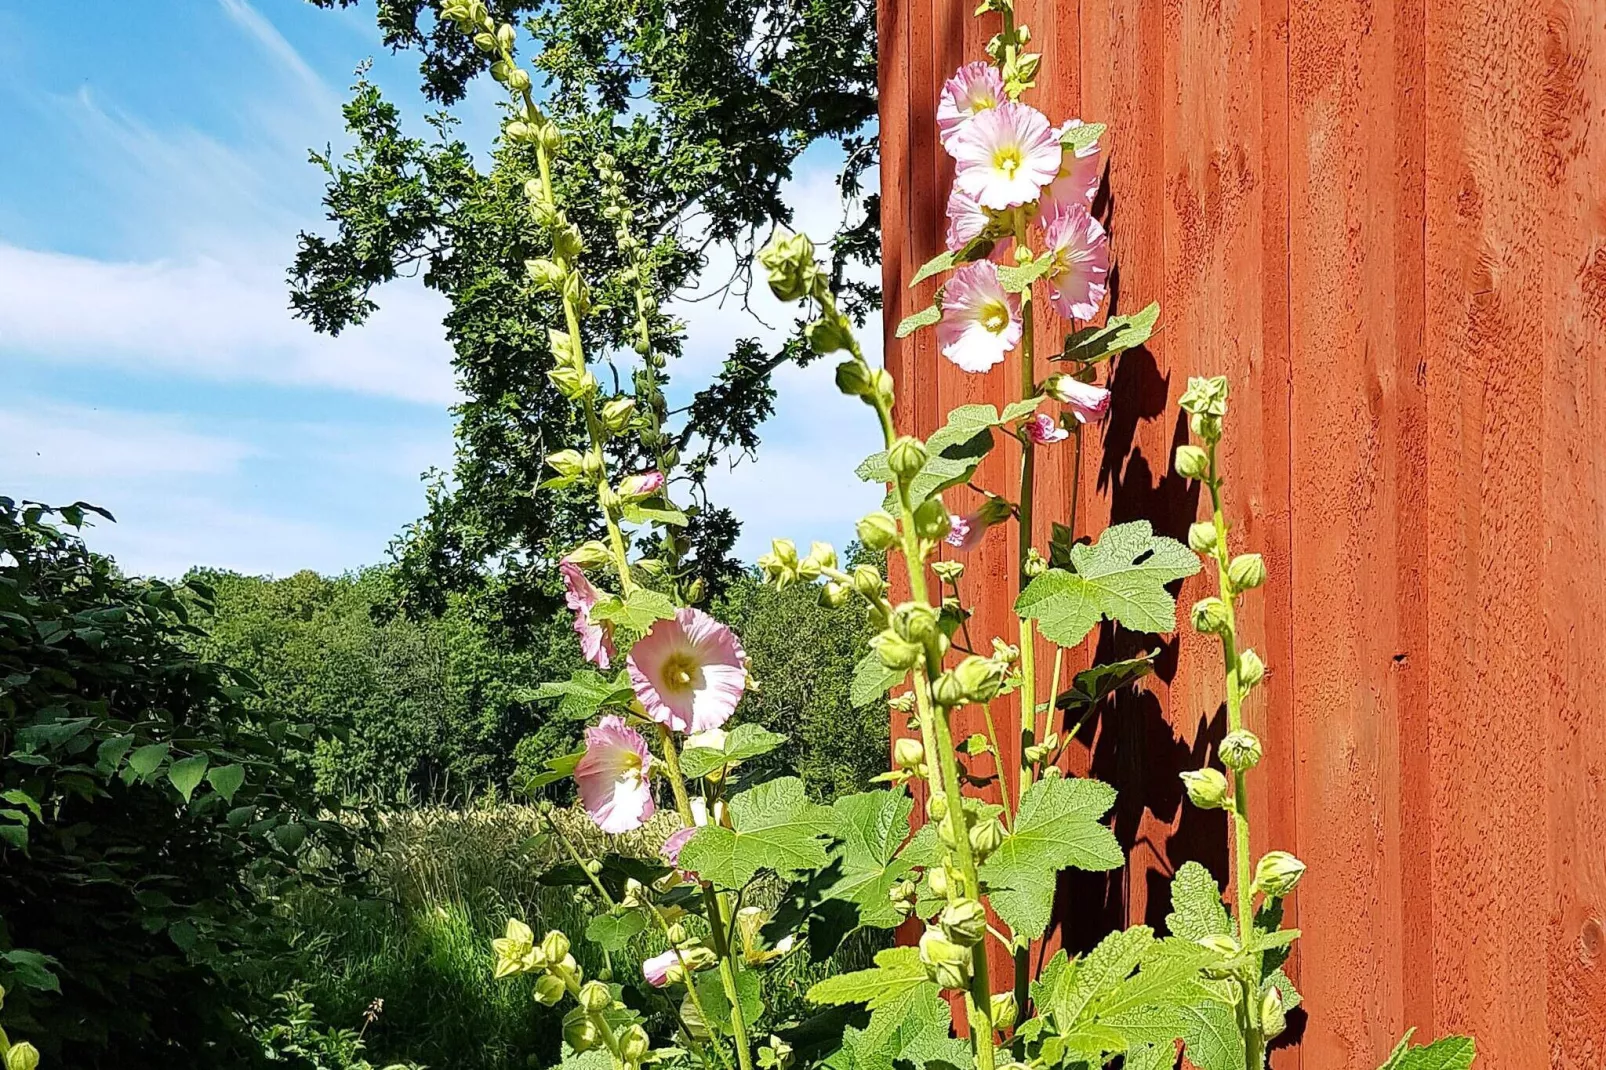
[578,980,612,1013]
[600,397,637,433]
[772,538,799,570]
[926,865,949,898]
[820,581,851,608]
[913,498,952,541]
[757,229,819,303]
[473,31,497,52]
[1253,851,1306,898]
[894,737,925,770]
[1198,933,1241,959]
[968,816,1005,861]
[1190,411,1223,442]
[763,1035,795,1070]
[1191,597,1231,635]
[584,859,604,875]
[852,564,886,600]
[618,470,665,500]
[621,1024,651,1064]
[834,359,874,397]
[565,541,613,569]
[540,930,570,963]
[680,945,718,971]
[684,577,707,604]
[891,602,940,644]
[1180,768,1230,810]
[1179,375,1230,417]
[940,897,988,946]
[918,927,972,990]
[1023,546,1048,577]
[926,792,948,822]
[1228,553,1267,591]
[1261,986,1287,1039]
[548,364,598,401]
[666,922,689,946]
[1239,649,1266,688]
[990,991,1019,1032]
[506,67,532,91]
[547,450,585,478]
[889,879,918,918]
[1175,444,1210,481]
[533,972,566,1005]
[931,671,967,709]
[870,368,896,407]
[952,654,1005,703]
[870,630,921,672]
[806,541,837,571]
[4,1044,38,1070]
[932,560,965,583]
[564,1017,600,1052]
[807,316,854,355]
[526,257,566,289]
[857,511,899,551]
[1188,520,1218,554]
[1219,729,1262,771]
[887,436,930,480]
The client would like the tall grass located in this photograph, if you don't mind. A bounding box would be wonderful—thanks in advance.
[272,806,879,1070]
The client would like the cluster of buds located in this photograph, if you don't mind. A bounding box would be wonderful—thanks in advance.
[491,922,582,1006]
[931,647,1012,710]
[918,924,973,990]
[758,1034,794,1070]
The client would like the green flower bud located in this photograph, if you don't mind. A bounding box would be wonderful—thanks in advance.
[1228,553,1267,591]
[1253,851,1306,898]
[757,229,819,303]
[533,972,566,1005]
[1197,932,1241,974]
[600,397,637,433]
[1180,768,1230,810]
[564,1017,600,1052]
[772,538,799,570]
[680,946,718,971]
[4,1044,39,1070]
[584,859,604,875]
[473,30,497,52]
[1178,375,1230,418]
[540,930,571,963]
[931,671,966,708]
[1239,648,1266,688]
[857,511,900,551]
[1261,985,1287,1040]
[1187,520,1218,554]
[852,563,886,600]
[937,812,963,850]
[952,654,1006,703]
[684,577,707,605]
[547,450,585,478]
[1191,597,1231,635]
[940,897,988,946]
[989,991,1019,1032]
[887,436,930,480]
[891,602,940,644]
[918,927,973,991]
[1023,547,1048,577]
[565,541,613,569]
[548,364,598,401]
[932,560,965,583]
[889,879,918,918]
[912,498,952,541]
[496,23,516,50]
[820,581,851,608]
[1174,444,1211,481]
[807,316,855,355]
[526,257,566,290]
[506,67,532,91]
[835,359,873,397]
[577,980,612,1013]
[805,541,837,571]
[871,631,921,671]
[666,922,689,946]
[967,816,1005,861]
[761,1034,795,1070]
[894,737,924,770]
[926,865,949,898]
[620,1024,651,1064]
[870,368,896,407]
[1219,729,1262,771]
[926,792,948,822]
[1190,411,1223,443]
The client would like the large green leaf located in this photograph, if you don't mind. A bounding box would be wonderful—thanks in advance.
[677,777,834,888]
[524,669,635,721]
[807,946,929,1010]
[1378,1031,1477,1070]
[1165,861,1231,941]
[585,911,647,952]
[204,763,246,803]
[1055,653,1157,716]
[979,777,1122,939]
[680,723,787,778]
[812,948,967,1070]
[895,303,941,339]
[166,754,209,802]
[1015,521,1201,645]
[1054,302,1160,364]
[589,588,676,638]
[821,791,915,928]
[850,650,904,708]
[1174,1000,1244,1070]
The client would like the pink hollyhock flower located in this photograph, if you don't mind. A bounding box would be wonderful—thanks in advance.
[619,470,665,499]
[1024,413,1069,444]
[937,62,1005,146]
[1039,121,1104,220]
[1045,373,1112,424]
[642,949,680,988]
[661,825,699,881]
[937,261,1021,373]
[560,560,615,669]
[628,608,748,734]
[1042,205,1110,321]
[944,187,1013,263]
[950,102,1062,210]
[574,715,655,834]
[945,513,986,552]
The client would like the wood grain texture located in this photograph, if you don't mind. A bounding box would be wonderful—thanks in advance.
[880,0,1606,1063]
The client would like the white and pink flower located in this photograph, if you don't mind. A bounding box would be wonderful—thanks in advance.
[642,949,681,988]
[1023,413,1069,444]
[945,513,986,552]
[661,825,699,882]
[937,261,1021,373]
[949,101,1062,210]
[944,187,1013,262]
[627,608,748,734]
[574,715,655,834]
[1045,373,1112,424]
[1039,121,1104,220]
[619,470,665,499]
[1042,205,1111,322]
[937,62,1005,146]
[560,560,615,669]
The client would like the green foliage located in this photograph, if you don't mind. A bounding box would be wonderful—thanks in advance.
[1378,1031,1477,1070]
[0,499,365,1068]
[819,792,916,929]
[679,777,835,888]
[808,947,967,1070]
[680,723,788,779]
[1054,302,1160,364]
[1015,521,1202,647]
[979,777,1124,940]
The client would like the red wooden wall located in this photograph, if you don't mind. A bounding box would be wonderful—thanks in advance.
[878,0,1606,1065]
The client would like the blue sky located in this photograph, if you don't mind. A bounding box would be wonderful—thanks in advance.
[0,0,880,578]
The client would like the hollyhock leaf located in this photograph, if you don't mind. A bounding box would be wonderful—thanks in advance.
[995,256,1056,294]
[591,588,677,637]
[1055,653,1157,715]
[820,791,916,928]
[585,910,647,952]
[1124,1044,1177,1070]
[1016,521,1202,644]
[1061,121,1108,152]
[895,303,943,338]
[842,983,966,1070]
[676,776,833,888]
[807,946,928,1009]
[980,776,1122,939]
[909,250,957,287]
[522,749,585,790]
[1056,302,1161,364]
[526,670,636,720]
[680,723,788,778]
[1379,1033,1476,1070]
[1165,861,1232,941]
[1175,1001,1245,1070]
[850,651,905,708]
[696,961,765,1034]
[620,502,689,527]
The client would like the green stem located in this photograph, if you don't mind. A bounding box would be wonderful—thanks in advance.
[1010,206,1038,1028]
[657,728,756,1070]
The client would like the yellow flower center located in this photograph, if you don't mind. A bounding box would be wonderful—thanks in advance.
[661,653,700,693]
[979,300,1010,334]
[993,146,1022,178]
